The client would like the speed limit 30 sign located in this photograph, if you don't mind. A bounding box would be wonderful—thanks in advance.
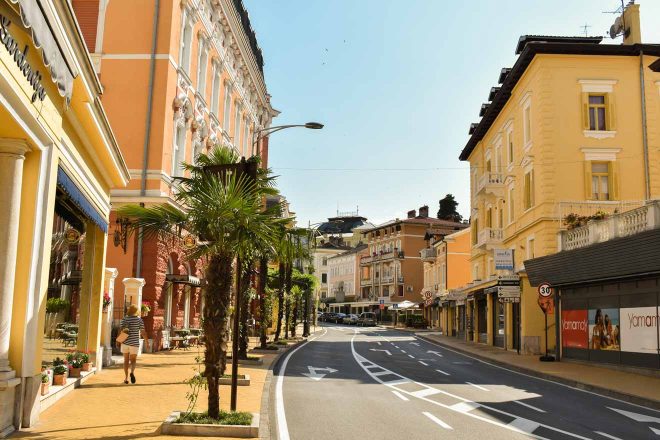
[538,283,553,297]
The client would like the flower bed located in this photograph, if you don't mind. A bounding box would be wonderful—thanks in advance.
[161,411,259,438]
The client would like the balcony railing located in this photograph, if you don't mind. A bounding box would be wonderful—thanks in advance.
[477,228,503,248]
[420,248,437,262]
[559,201,660,251]
[557,200,646,230]
[476,172,504,196]
[360,250,404,265]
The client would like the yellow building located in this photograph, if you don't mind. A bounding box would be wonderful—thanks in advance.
[457,4,659,355]
[0,0,128,434]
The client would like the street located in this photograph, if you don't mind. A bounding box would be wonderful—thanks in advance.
[272,325,660,440]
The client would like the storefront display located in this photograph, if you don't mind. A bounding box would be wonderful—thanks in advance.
[562,309,588,349]
[588,308,620,351]
[620,306,659,354]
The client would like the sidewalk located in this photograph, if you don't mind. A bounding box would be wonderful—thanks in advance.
[14,337,284,440]
[409,330,660,409]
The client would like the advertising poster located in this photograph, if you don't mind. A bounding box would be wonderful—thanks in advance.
[588,308,620,351]
[562,309,588,348]
[620,306,659,354]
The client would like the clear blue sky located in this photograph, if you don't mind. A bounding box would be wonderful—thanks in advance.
[243,0,660,226]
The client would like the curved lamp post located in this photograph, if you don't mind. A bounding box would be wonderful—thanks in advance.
[251,122,324,157]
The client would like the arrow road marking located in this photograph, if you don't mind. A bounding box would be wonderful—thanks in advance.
[302,366,338,381]
[370,348,392,356]
[410,342,420,346]
[607,407,660,424]
[427,350,443,357]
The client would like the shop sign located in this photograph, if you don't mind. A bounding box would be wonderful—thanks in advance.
[620,306,658,354]
[588,308,620,351]
[561,309,588,349]
[0,13,47,102]
[65,228,80,244]
[494,249,514,271]
[183,235,196,249]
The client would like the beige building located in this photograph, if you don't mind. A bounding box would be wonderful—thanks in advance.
[326,244,369,314]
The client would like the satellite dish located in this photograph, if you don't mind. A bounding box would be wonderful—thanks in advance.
[609,15,624,38]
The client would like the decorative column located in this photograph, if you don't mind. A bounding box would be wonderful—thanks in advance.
[0,139,29,437]
[101,268,118,367]
[122,278,146,353]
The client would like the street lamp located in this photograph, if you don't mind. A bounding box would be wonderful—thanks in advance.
[251,122,324,156]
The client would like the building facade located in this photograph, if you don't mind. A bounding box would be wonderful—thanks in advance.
[0,0,129,433]
[72,0,277,351]
[457,4,659,355]
[326,244,368,314]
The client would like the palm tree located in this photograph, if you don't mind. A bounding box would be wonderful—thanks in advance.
[274,228,308,341]
[118,147,283,419]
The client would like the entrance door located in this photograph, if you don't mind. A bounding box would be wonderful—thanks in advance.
[457,305,465,339]
[477,297,487,343]
[493,296,505,348]
[512,302,520,351]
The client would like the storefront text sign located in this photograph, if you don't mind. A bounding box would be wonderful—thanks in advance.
[494,249,514,271]
[562,309,588,348]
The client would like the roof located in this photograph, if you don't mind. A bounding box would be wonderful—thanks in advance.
[315,242,352,251]
[365,217,465,234]
[514,35,602,54]
[524,228,660,287]
[317,216,370,235]
[328,244,369,260]
[459,39,660,161]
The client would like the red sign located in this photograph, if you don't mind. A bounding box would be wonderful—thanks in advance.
[379,304,384,310]
[562,309,588,349]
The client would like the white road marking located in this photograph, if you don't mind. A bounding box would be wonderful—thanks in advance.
[393,345,400,348]
[607,407,660,423]
[594,431,625,440]
[276,328,327,440]
[650,427,660,435]
[400,350,406,353]
[392,390,409,401]
[408,354,415,359]
[370,348,392,356]
[427,350,443,357]
[302,366,338,381]
[376,341,382,345]
[435,369,450,376]
[390,342,396,345]
[419,361,429,366]
[411,388,441,398]
[410,342,420,346]
[422,412,453,430]
[372,370,394,377]
[513,400,546,413]
[466,382,489,391]
[450,401,480,413]
[508,417,540,434]
[384,379,410,386]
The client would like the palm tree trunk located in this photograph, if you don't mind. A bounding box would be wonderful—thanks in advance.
[238,261,251,359]
[291,295,299,338]
[203,252,233,420]
[258,257,268,348]
[302,289,310,337]
[284,263,292,339]
[274,262,285,341]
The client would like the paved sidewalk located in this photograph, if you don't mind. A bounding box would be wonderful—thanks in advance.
[15,340,281,440]
[410,330,660,409]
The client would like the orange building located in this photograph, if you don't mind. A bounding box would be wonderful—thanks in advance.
[72,0,277,353]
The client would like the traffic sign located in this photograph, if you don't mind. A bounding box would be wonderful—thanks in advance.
[379,299,385,305]
[538,283,553,297]
[392,304,399,309]
[423,290,433,300]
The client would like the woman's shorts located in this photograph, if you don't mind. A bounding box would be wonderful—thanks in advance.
[120,344,139,355]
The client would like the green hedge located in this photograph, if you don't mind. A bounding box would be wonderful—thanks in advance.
[46,298,70,314]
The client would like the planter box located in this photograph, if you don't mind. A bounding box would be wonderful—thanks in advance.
[82,362,93,372]
[162,411,259,438]
[250,347,280,354]
[40,382,49,396]
[69,368,81,378]
[218,374,250,386]
[227,357,263,366]
[53,374,66,386]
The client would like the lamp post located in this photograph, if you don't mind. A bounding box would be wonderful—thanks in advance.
[251,122,323,157]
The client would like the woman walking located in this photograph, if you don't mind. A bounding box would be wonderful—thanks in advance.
[118,304,147,384]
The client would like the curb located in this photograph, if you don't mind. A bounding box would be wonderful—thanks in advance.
[258,334,313,440]
[415,334,660,411]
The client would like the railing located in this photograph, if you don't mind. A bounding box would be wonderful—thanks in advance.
[360,251,404,264]
[477,172,504,195]
[477,228,503,248]
[559,201,660,251]
[420,248,437,261]
[360,278,372,286]
[557,200,646,230]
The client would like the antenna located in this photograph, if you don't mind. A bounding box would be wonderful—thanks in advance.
[604,0,627,40]
[580,23,592,37]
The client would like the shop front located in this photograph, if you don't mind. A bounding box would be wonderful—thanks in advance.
[0,0,128,433]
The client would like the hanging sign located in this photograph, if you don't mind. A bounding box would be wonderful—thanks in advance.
[65,228,80,244]
[183,235,197,249]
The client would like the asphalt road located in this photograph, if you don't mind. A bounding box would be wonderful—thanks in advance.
[270,324,660,440]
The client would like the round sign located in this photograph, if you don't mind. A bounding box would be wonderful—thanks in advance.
[423,290,433,300]
[183,235,196,249]
[538,283,553,297]
[65,228,80,244]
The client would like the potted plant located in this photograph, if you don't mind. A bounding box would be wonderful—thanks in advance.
[81,351,93,371]
[141,302,151,317]
[41,372,50,395]
[53,364,67,386]
[68,356,83,378]
[102,292,112,312]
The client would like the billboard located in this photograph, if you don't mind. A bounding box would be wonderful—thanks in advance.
[588,308,620,351]
[562,309,588,349]
[620,306,659,354]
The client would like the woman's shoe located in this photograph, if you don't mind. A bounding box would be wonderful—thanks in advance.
[130,373,136,384]
[123,379,129,384]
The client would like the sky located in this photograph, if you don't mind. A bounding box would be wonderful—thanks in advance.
[243,0,660,226]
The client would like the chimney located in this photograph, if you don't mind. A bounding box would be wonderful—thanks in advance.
[407,209,416,219]
[419,205,429,218]
[623,2,641,45]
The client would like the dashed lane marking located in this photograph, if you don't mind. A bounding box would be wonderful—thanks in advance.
[419,361,429,366]
[422,412,453,430]
[435,369,450,376]
[513,400,546,413]
[392,390,409,402]
[411,388,441,399]
[408,354,415,359]
[400,350,406,353]
[466,382,489,391]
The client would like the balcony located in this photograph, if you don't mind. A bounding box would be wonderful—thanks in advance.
[360,278,372,286]
[360,250,404,265]
[381,275,394,284]
[557,200,645,229]
[559,201,660,251]
[477,228,503,249]
[420,248,437,262]
[476,172,504,197]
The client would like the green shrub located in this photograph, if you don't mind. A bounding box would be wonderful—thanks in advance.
[53,365,67,375]
[46,298,70,314]
[175,411,252,426]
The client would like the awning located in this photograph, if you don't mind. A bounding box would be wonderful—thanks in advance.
[57,167,108,233]
[8,0,75,104]
[393,300,418,310]
[166,274,201,286]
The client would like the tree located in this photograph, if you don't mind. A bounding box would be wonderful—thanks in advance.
[118,147,284,419]
[274,228,308,341]
[437,194,463,222]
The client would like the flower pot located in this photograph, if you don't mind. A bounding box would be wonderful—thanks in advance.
[53,374,66,386]
[82,362,93,372]
[41,382,50,396]
[69,367,81,378]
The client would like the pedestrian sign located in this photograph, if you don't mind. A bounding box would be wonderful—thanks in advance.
[379,299,385,305]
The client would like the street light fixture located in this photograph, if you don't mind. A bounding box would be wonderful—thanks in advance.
[251,122,324,156]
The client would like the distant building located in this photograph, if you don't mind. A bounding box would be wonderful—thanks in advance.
[326,244,369,314]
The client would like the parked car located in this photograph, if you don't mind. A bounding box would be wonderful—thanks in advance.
[319,312,335,322]
[333,313,347,323]
[358,312,377,326]
[342,314,359,325]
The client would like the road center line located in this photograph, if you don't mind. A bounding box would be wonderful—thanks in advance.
[422,412,453,430]
[513,400,546,413]
[408,354,415,359]
[400,350,406,353]
[594,431,624,440]
[466,382,489,391]
[419,361,429,366]
[392,390,409,401]
[435,369,450,376]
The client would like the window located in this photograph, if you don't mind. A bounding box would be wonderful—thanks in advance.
[322,257,327,266]
[587,94,607,131]
[498,204,504,228]
[179,13,193,74]
[471,219,478,245]
[486,207,492,228]
[172,125,186,177]
[196,38,208,97]
[243,118,250,156]
[523,105,531,146]
[233,103,242,147]
[590,162,610,201]
[210,65,221,115]
[486,159,492,173]
[527,237,535,259]
[222,83,232,130]
[321,273,327,284]
[506,128,514,166]
[508,187,515,223]
[523,170,534,210]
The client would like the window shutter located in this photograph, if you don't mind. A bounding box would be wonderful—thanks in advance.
[530,169,535,206]
[581,93,590,130]
[584,161,593,199]
[605,93,616,131]
[608,161,619,200]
